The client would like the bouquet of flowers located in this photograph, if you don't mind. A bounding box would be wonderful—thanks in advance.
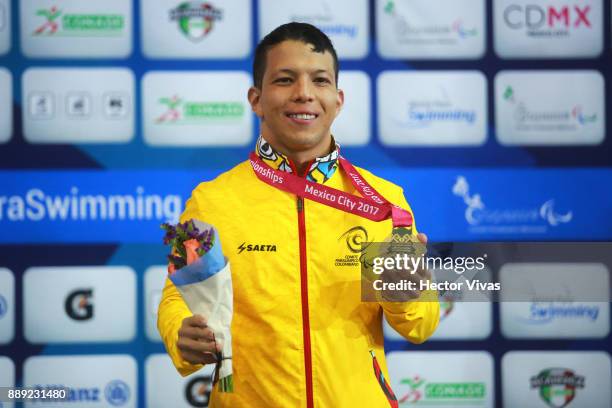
[162,219,234,392]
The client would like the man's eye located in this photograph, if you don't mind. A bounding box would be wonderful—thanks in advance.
[274,77,292,84]
[314,77,331,84]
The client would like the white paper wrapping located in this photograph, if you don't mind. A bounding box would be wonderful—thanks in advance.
[174,261,234,383]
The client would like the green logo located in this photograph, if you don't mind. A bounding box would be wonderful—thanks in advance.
[530,368,585,408]
[156,95,244,124]
[503,86,515,102]
[398,376,486,405]
[34,6,124,36]
[170,2,223,42]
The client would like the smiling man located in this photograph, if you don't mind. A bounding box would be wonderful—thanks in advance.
[158,22,439,408]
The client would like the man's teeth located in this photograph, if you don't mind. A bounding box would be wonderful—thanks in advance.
[289,113,315,120]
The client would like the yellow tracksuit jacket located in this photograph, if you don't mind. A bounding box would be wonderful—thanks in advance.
[158,159,439,407]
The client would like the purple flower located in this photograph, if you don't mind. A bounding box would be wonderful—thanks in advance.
[162,219,216,274]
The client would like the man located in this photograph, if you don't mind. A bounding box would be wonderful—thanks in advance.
[158,22,439,407]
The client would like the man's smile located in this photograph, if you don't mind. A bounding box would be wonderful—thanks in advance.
[285,111,319,125]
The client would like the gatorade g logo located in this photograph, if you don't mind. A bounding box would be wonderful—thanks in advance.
[65,288,94,321]
[185,376,212,407]
[237,242,277,254]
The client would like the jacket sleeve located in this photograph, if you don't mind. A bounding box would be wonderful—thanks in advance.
[380,188,440,343]
[157,190,206,376]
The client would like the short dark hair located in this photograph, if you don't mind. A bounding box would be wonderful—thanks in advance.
[252,22,339,89]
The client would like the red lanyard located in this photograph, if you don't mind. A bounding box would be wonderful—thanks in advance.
[249,152,413,228]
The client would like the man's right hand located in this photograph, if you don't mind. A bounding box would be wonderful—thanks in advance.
[177,314,222,365]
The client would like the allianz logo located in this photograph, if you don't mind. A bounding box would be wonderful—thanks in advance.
[31,380,129,405]
[453,176,572,227]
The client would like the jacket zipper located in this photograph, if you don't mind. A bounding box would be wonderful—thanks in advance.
[297,195,314,408]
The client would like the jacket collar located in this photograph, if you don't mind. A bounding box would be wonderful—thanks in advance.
[255,135,339,183]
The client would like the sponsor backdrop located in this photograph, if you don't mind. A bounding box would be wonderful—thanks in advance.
[1,0,611,407]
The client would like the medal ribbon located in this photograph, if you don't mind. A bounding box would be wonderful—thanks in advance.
[249,152,413,228]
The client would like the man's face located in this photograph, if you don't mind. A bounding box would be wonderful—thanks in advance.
[248,40,344,157]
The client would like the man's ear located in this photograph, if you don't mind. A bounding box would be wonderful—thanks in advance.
[335,88,345,118]
[248,86,263,118]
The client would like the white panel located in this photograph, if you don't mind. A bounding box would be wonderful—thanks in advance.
[378,71,487,146]
[22,68,135,144]
[494,0,603,58]
[24,266,136,343]
[0,356,15,408]
[145,354,215,408]
[20,0,132,58]
[0,68,12,143]
[332,71,371,146]
[144,266,167,342]
[502,351,611,408]
[495,70,605,145]
[259,0,369,59]
[141,0,251,59]
[387,351,495,407]
[0,267,14,344]
[0,0,11,55]
[142,71,252,146]
[24,355,137,408]
[376,0,486,59]
[500,262,610,338]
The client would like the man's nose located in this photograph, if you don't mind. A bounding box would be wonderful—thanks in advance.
[292,77,314,102]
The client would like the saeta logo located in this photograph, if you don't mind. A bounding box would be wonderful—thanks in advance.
[169,2,223,42]
[64,288,94,321]
[504,5,591,34]
[33,6,125,37]
[237,242,277,254]
[530,368,585,408]
[185,375,213,407]
[155,95,244,124]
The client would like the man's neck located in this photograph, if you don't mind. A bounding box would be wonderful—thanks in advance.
[267,138,335,176]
